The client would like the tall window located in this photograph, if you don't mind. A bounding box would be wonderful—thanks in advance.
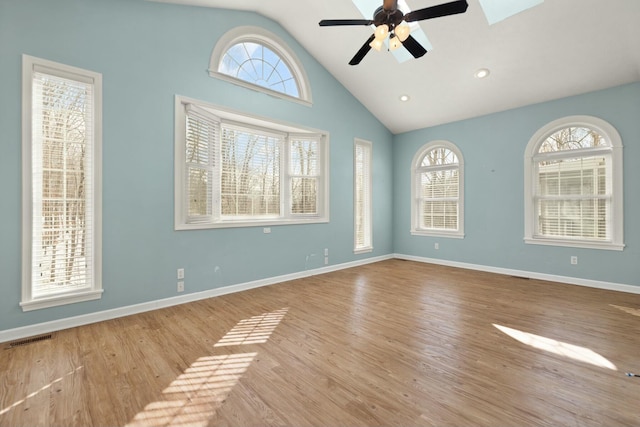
[21,55,103,311]
[175,96,329,229]
[524,116,624,250]
[411,141,464,238]
[209,26,312,105]
[354,139,373,253]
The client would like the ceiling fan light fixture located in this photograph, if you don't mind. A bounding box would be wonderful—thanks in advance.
[389,34,402,51]
[395,23,410,42]
[369,37,385,51]
[475,68,490,79]
[374,24,389,40]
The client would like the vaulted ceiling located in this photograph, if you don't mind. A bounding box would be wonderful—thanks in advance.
[155,0,640,134]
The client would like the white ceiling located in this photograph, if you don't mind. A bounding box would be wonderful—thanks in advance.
[156,0,640,134]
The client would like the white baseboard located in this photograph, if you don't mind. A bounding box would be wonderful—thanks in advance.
[394,253,640,295]
[0,254,392,343]
[3,253,636,343]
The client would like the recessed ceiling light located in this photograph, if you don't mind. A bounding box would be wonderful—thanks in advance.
[399,94,410,102]
[474,68,490,79]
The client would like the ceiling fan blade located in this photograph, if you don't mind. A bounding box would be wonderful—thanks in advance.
[404,0,468,22]
[349,34,376,65]
[319,19,374,26]
[402,34,427,59]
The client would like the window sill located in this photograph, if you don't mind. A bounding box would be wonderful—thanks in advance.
[20,289,103,312]
[354,247,373,255]
[176,217,329,231]
[411,229,465,239]
[524,237,625,251]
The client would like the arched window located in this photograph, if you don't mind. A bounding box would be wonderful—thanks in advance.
[209,26,311,105]
[411,141,464,238]
[524,116,624,250]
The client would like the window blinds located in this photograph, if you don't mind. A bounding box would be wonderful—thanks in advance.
[31,70,95,296]
[185,103,217,221]
[290,137,319,215]
[354,141,372,250]
[419,167,459,230]
[536,156,609,239]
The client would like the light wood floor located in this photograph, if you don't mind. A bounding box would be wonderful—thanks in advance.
[2,259,640,426]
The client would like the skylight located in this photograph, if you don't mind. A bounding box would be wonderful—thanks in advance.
[478,0,544,25]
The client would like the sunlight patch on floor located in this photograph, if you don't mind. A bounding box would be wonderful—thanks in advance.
[493,324,617,370]
[0,366,83,416]
[214,307,288,347]
[126,353,257,427]
[128,307,289,426]
[609,304,640,318]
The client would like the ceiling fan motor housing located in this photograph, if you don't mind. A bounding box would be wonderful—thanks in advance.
[373,5,404,29]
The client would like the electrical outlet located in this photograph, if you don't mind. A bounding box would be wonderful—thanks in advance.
[263,227,271,234]
[571,256,578,265]
[434,242,439,250]
[324,256,329,265]
[177,281,184,292]
[177,268,184,279]
[324,248,329,256]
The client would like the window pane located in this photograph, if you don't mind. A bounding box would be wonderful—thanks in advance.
[291,177,317,214]
[538,198,608,239]
[539,127,610,153]
[219,42,299,98]
[188,167,211,216]
[355,141,372,250]
[538,156,606,197]
[421,148,458,167]
[421,169,459,198]
[32,72,93,297]
[421,201,458,230]
[290,139,318,175]
[221,128,281,217]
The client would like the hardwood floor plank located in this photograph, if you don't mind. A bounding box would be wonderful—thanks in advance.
[2,259,640,426]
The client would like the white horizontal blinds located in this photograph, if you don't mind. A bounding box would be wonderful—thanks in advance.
[220,123,281,217]
[535,126,612,240]
[185,104,217,222]
[419,148,459,230]
[354,141,372,250]
[289,135,319,215]
[31,70,94,297]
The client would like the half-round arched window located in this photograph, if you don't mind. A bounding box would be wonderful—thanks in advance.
[411,140,464,238]
[210,26,311,105]
[524,116,624,250]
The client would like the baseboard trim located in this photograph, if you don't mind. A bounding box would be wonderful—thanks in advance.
[3,253,636,343]
[394,253,640,295]
[0,254,392,343]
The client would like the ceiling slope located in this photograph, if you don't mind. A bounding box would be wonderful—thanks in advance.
[154,0,640,133]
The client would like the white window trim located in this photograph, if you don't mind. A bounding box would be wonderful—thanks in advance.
[21,55,103,311]
[524,115,624,251]
[354,138,373,254]
[175,95,329,230]
[410,140,465,238]
[209,26,312,107]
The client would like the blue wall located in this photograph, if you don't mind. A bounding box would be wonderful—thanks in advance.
[1,0,638,333]
[393,83,640,286]
[0,0,394,330]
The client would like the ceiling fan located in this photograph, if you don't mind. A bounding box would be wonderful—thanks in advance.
[319,0,468,65]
